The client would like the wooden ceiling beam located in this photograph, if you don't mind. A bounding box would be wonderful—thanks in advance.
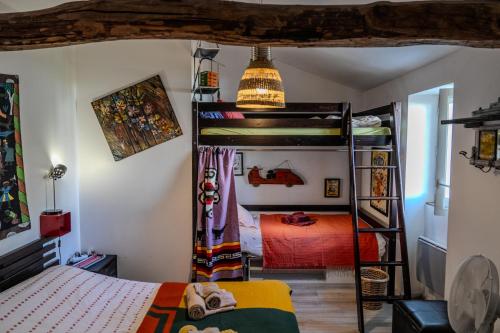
[0,0,499,51]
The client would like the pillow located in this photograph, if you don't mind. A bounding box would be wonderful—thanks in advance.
[200,112,224,119]
[237,204,257,228]
[223,112,245,119]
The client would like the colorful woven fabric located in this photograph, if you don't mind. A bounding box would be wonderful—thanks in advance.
[137,280,299,333]
[194,147,242,281]
[0,74,30,240]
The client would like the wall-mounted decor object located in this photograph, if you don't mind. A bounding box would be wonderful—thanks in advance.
[370,151,391,216]
[91,75,182,161]
[443,97,500,174]
[248,166,304,187]
[234,152,244,176]
[324,178,341,198]
[192,42,221,103]
[0,74,30,240]
[478,130,497,161]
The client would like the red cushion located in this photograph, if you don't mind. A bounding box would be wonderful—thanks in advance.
[223,112,245,119]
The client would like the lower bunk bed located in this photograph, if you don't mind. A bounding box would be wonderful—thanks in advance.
[237,205,387,279]
[0,242,300,333]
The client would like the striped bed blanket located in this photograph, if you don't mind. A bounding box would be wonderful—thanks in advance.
[0,265,299,333]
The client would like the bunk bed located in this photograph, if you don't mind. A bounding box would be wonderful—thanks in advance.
[192,102,393,277]
[192,101,412,333]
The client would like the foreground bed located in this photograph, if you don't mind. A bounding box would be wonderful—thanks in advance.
[0,265,299,333]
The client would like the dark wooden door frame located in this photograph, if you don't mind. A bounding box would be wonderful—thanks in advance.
[0,0,499,51]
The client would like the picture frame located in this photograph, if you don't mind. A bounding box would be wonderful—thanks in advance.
[234,152,244,176]
[477,130,498,161]
[324,178,341,198]
[370,151,391,216]
[91,75,182,161]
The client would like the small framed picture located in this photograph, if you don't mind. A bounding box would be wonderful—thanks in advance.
[370,151,391,216]
[324,178,341,198]
[478,130,498,161]
[234,152,244,176]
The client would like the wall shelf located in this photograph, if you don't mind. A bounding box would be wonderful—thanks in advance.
[192,43,221,102]
[193,47,220,60]
[442,97,500,174]
[193,86,220,95]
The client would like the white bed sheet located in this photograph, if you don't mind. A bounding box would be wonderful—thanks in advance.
[239,212,387,259]
[0,265,160,333]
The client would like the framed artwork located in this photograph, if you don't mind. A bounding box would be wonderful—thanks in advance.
[478,130,497,161]
[0,74,31,241]
[370,151,391,216]
[234,152,244,176]
[91,75,182,161]
[324,178,341,198]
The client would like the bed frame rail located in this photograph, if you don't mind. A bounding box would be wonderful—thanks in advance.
[242,204,350,212]
[0,237,58,292]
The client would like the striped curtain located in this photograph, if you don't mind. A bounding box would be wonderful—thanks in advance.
[193,147,242,281]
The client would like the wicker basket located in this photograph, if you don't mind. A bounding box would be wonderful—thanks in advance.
[360,267,389,310]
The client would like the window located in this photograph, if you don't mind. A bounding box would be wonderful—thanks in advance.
[434,88,454,215]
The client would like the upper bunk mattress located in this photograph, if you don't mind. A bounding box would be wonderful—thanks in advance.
[201,127,391,136]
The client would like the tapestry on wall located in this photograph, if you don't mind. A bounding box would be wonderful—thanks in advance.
[91,75,182,161]
[0,74,30,240]
[370,151,391,217]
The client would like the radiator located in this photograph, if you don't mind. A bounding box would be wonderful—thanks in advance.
[417,236,447,297]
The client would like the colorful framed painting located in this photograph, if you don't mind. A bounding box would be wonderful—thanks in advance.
[233,152,244,176]
[324,178,341,198]
[0,74,31,240]
[91,75,182,161]
[478,130,497,161]
[370,151,391,216]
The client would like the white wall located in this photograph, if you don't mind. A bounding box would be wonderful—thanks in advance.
[75,40,193,283]
[212,45,361,206]
[0,47,80,263]
[236,151,350,205]
[361,48,500,324]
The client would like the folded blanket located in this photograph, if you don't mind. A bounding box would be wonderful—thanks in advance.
[352,115,382,128]
[206,289,237,310]
[187,284,235,320]
[281,212,317,226]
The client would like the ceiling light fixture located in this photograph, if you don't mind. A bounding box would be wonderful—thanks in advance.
[236,46,285,109]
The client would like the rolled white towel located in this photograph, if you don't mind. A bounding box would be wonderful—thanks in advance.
[193,282,221,298]
[206,290,237,310]
[187,284,207,321]
[178,326,238,333]
[187,285,236,320]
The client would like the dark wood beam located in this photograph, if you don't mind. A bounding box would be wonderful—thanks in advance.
[0,0,499,51]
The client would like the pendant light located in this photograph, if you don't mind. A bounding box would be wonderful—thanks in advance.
[236,46,285,109]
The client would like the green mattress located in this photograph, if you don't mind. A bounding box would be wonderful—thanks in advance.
[201,127,391,136]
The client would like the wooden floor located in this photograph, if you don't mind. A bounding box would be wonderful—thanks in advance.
[288,282,393,333]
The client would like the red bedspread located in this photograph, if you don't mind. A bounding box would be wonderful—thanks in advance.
[261,214,379,269]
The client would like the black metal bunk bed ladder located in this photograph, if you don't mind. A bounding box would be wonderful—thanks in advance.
[348,103,412,333]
